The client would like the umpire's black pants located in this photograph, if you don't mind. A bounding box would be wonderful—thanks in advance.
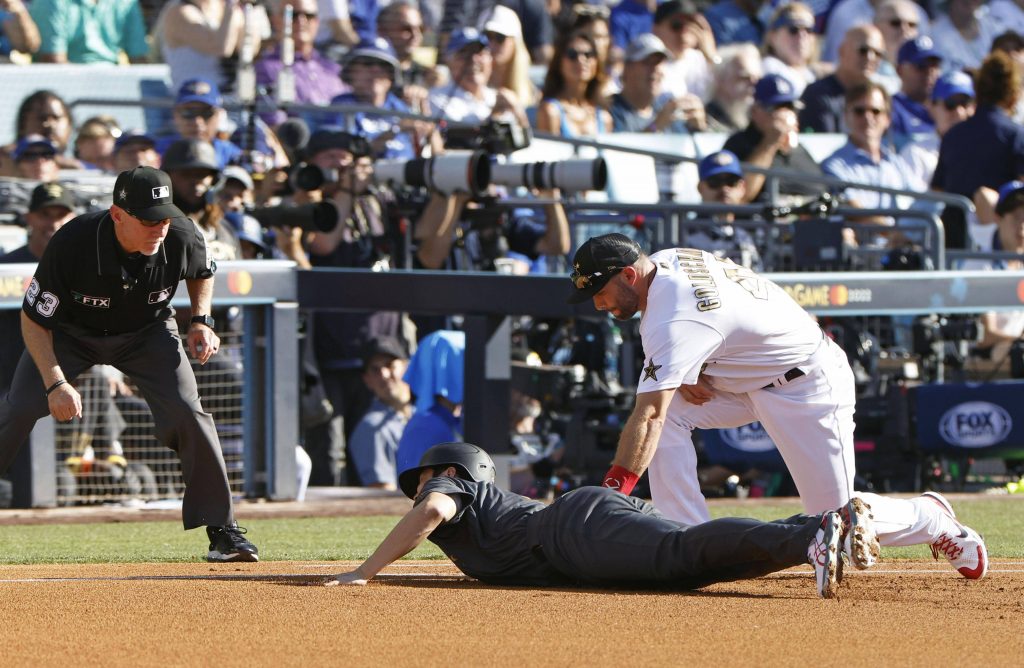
[531,487,819,589]
[0,318,233,529]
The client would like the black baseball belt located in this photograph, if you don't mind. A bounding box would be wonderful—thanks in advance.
[762,367,806,390]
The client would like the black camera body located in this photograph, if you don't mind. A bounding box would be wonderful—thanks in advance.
[444,119,532,155]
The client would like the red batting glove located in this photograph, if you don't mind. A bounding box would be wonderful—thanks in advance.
[602,465,639,495]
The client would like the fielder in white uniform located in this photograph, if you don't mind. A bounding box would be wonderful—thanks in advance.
[567,233,989,579]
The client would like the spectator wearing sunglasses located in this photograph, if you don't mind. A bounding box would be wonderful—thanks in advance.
[705,0,767,47]
[873,0,923,70]
[821,0,928,64]
[156,78,243,170]
[821,81,919,235]
[899,71,976,193]
[762,2,825,97]
[480,4,537,106]
[256,0,348,128]
[12,135,61,182]
[537,30,613,137]
[889,36,942,149]
[724,74,823,203]
[378,1,436,105]
[799,24,884,133]
[690,150,763,269]
[931,0,1003,74]
[651,0,717,102]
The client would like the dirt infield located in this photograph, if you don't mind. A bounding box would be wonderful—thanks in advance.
[1,559,1021,667]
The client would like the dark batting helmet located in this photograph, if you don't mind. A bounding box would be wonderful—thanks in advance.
[398,442,496,499]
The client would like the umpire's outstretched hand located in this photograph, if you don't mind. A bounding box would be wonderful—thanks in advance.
[48,383,83,422]
[187,324,220,365]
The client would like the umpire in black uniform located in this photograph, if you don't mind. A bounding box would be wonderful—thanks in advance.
[0,166,258,562]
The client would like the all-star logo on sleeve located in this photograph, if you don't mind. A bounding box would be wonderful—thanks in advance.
[642,358,662,382]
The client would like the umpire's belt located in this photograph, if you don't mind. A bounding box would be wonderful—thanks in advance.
[762,367,806,390]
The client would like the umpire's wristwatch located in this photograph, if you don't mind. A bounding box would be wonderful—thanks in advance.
[190,314,216,329]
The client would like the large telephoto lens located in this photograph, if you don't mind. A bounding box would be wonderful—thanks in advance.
[249,201,339,232]
[490,157,607,192]
[374,150,491,195]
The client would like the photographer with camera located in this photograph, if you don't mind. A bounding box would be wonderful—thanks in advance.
[285,126,459,484]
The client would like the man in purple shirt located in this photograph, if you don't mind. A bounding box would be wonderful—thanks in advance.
[256,0,349,127]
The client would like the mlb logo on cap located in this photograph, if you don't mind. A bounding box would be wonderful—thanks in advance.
[113,166,187,223]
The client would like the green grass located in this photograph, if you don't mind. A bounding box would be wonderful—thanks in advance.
[0,497,1020,565]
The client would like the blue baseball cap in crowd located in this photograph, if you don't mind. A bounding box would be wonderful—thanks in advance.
[14,134,59,161]
[931,71,975,102]
[114,128,156,153]
[225,211,270,254]
[767,9,815,32]
[754,74,802,108]
[698,150,744,182]
[897,36,942,66]
[345,37,401,71]
[176,78,223,107]
[995,180,1024,215]
[446,28,489,57]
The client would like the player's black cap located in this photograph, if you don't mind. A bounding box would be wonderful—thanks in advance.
[29,182,76,213]
[112,166,187,222]
[567,233,643,304]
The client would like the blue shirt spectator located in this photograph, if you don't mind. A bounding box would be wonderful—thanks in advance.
[705,0,766,47]
[889,36,942,150]
[350,0,380,42]
[326,38,416,160]
[822,140,916,209]
[396,330,465,474]
[30,0,148,64]
[610,0,653,50]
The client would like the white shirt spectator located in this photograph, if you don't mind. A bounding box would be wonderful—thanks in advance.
[931,5,1003,73]
[428,84,498,123]
[761,55,815,97]
[315,0,350,45]
[988,0,1024,36]
[662,48,712,101]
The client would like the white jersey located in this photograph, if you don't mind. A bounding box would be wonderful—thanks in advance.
[637,248,823,395]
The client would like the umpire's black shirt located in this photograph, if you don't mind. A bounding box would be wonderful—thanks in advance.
[23,210,214,335]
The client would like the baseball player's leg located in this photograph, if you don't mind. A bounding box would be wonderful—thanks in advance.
[540,488,819,586]
[649,390,757,525]
[116,320,233,529]
[855,492,959,547]
[750,340,857,514]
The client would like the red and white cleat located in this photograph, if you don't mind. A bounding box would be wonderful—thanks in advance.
[921,491,988,580]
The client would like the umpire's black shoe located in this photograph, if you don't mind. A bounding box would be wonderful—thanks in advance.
[206,522,259,563]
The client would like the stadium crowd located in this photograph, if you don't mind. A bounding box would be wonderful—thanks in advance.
[1,0,1023,496]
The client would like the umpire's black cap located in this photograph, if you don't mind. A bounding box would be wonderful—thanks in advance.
[567,233,643,304]
[112,166,187,222]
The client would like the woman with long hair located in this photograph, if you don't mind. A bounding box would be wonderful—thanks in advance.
[481,5,537,106]
[761,2,822,97]
[537,31,613,137]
